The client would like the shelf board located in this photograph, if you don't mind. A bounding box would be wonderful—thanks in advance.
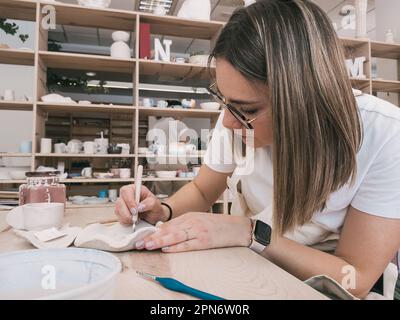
[62,178,135,184]
[0,0,37,21]
[37,102,136,114]
[350,77,371,90]
[35,153,135,158]
[340,37,369,48]
[39,51,136,73]
[138,106,221,118]
[138,154,204,158]
[0,180,26,184]
[0,153,32,157]
[0,49,35,66]
[142,177,194,182]
[0,101,33,111]
[371,41,400,59]
[66,202,116,209]
[139,12,224,40]
[372,79,400,93]
[40,1,137,30]
[139,59,213,83]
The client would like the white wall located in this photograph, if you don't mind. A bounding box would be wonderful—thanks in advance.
[375,0,399,106]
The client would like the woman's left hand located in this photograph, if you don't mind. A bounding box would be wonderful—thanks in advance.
[135,212,253,253]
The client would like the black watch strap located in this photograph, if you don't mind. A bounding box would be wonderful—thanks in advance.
[161,202,173,221]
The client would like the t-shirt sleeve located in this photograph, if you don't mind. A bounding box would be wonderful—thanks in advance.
[351,129,400,219]
[203,111,237,173]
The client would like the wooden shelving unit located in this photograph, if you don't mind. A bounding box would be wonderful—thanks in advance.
[1,1,399,215]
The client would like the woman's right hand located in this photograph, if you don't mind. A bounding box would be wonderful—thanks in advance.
[115,184,168,225]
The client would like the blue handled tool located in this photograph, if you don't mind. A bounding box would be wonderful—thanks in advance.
[136,271,226,300]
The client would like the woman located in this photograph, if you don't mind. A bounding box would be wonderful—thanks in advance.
[115,0,400,299]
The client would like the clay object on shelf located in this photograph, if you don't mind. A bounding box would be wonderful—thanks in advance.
[0,43,10,49]
[177,0,211,21]
[41,93,76,104]
[77,0,111,8]
[110,31,131,59]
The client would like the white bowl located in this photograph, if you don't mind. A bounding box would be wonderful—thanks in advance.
[9,171,27,180]
[156,171,177,179]
[0,248,121,300]
[200,102,220,111]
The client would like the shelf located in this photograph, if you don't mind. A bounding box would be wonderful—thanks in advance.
[350,77,371,90]
[39,51,136,73]
[139,59,213,84]
[142,177,194,182]
[138,106,221,118]
[62,178,135,184]
[0,0,37,21]
[0,180,26,184]
[139,12,224,40]
[35,153,135,158]
[372,79,400,93]
[371,41,400,59]
[340,37,369,48]
[0,48,35,66]
[66,203,116,209]
[0,101,33,111]
[138,154,205,158]
[40,1,137,31]
[0,153,32,157]
[37,102,136,114]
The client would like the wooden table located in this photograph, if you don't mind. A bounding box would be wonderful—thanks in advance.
[0,207,326,300]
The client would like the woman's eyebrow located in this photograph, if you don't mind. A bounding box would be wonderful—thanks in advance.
[228,98,260,105]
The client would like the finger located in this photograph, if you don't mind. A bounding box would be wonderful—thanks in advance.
[161,239,204,253]
[139,229,191,250]
[115,198,133,225]
[120,185,152,214]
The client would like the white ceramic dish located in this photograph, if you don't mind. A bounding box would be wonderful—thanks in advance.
[74,221,157,252]
[200,102,220,111]
[0,248,121,299]
[156,171,177,179]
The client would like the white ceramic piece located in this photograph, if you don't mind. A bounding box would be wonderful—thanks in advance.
[189,54,210,66]
[74,221,158,252]
[6,203,64,231]
[110,31,131,59]
[41,93,76,104]
[200,102,220,111]
[77,0,111,8]
[177,0,211,21]
[156,171,177,179]
[14,225,82,249]
[9,171,26,180]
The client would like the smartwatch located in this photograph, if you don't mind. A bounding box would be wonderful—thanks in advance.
[249,219,272,254]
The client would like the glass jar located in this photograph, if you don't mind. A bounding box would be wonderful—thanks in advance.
[19,171,66,206]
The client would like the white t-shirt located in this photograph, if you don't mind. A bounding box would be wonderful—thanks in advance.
[204,92,400,242]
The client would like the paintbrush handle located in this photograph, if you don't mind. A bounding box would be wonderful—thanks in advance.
[157,277,225,300]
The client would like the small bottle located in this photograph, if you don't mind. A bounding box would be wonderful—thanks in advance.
[385,29,395,43]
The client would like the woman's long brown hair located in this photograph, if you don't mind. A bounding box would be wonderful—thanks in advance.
[210,0,362,235]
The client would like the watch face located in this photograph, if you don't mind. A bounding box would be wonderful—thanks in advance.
[254,221,271,246]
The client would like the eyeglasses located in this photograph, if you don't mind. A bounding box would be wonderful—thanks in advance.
[207,81,268,129]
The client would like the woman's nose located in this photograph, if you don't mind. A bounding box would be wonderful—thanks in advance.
[222,110,242,129]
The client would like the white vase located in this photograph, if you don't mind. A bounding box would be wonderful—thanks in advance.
[177,0,211,21]
[385,29,395,43]
[355,0,368,39]
[110,31,131,59]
